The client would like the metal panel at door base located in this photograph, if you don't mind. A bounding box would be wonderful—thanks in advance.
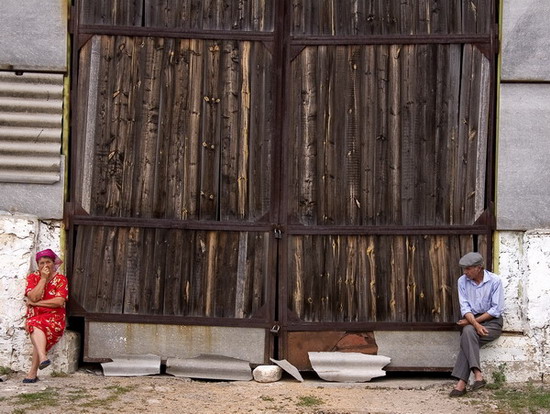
[85,321,268,365]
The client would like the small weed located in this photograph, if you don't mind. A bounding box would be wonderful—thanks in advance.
[296,395,324,407]
[487,363,507,389]
[14,387,59,410]
[50,371,68,378]
[491,383,550,413]
[81,384,136,408]
[260,395,275,402]
[67,387,92,401]
[0,366,12,375]
[105,384,136,395]
[12,409,26,414]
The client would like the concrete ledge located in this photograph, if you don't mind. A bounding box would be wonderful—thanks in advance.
[42,330,80,374]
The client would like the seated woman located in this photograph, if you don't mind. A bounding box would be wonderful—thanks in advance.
[23,249,68,383]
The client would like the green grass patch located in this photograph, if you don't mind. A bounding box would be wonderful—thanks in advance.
[50,371,69,378]
[0,366,12,375]
[14,387,60,410]
[104,384,136,395]
[260,395,275,402]
[81,384,136,408]
[67,387,92,402]
[296,395,324,407]
[492,384,550,413]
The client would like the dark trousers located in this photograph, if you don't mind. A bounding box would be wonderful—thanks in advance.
[451,317,503,382]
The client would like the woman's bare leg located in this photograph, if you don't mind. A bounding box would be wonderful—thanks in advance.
[25,345,40,379]
[31,328,48,367]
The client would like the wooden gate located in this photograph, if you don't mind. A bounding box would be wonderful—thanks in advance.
[68,0,497,369]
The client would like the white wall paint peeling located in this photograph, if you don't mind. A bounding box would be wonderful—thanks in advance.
[494,231,550,382]
[0,212,74,372]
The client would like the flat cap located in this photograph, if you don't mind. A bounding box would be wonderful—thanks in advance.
[459,252,484,267]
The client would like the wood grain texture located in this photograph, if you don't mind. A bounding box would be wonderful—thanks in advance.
[288,44,491,226]
[287,234,473,323]
[72,226,270,317]
[290,0,492,35]
[78,36,274,221]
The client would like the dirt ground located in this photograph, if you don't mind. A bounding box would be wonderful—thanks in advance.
[0,367,542,414]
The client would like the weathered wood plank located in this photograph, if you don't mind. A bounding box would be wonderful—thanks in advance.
[123,227,141,314]
[289,0,491,35]
[200,41,222,220]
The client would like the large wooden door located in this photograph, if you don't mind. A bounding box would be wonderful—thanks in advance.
[69,0,282,363]
[277,0,497,369]
[68,0,496,368]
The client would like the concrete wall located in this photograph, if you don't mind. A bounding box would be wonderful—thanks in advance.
[490,0,550,382]
[0,0,76,373]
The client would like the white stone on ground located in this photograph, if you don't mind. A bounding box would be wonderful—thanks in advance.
[252,365,282,383]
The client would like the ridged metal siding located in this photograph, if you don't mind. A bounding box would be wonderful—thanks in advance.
[0,72,63,183]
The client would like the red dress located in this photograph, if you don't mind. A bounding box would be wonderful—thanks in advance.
[25,272,69,351]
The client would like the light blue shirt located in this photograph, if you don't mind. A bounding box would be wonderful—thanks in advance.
[458,270,505,318]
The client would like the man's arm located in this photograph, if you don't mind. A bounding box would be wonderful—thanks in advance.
[457,312,492,336]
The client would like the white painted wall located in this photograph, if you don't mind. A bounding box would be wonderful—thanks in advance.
[489,0,550,383]
[0,212,78,373]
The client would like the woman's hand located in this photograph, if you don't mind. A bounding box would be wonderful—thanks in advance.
[39,265,52,280]
[26,298,38,307]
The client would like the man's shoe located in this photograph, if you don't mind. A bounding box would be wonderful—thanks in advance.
[449,388,467,397]
[471,379,487,391]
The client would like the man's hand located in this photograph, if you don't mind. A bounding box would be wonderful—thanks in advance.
[457,319,469,327]
[474,323,489,336]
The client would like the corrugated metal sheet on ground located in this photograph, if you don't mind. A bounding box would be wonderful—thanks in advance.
[166,354,252,381]
[100,354,161,377]
[308,352,391,382]
[0,72,63,184]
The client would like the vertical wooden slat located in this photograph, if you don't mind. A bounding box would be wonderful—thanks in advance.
[202,231,216,316]
[374,45,389,225]
[234,232,248,318]
[237,41,251,218]
[400,44,416,225]
[200,41,221,220]
[182,39,203,220]
[220,40,241,219]
[388,44,401,223]
[291,237,304,318]
[346,47,360,225]
[94,227,117,313]
[123,227,141,314]
[107,227,128,314]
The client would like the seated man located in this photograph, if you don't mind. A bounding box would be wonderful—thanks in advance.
[449,252,505,397]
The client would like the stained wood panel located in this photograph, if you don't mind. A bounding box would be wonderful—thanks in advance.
[291,0,492,35]
[79,0,275,31]
[288,234,473,323]
[71,1,496,331]
[288,44,490,226]
[72,226,270,318]
[77,36,273,221]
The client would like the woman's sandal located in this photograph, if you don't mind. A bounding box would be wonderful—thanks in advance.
[39,359,51,370]
[22,377,39,384]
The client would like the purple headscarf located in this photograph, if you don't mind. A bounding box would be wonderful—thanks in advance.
[35,249,63,270]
